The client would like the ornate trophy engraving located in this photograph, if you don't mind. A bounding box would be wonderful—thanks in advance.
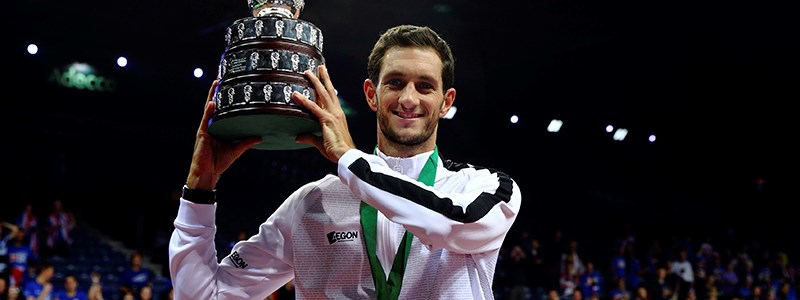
[207,0,323,150]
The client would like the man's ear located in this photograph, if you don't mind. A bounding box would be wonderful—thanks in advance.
[439,87,456,118]
[363,79,378,112]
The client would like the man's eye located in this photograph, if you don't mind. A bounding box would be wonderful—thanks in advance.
[417,83,434,90]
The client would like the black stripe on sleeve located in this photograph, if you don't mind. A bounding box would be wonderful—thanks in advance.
[348,157,514,223]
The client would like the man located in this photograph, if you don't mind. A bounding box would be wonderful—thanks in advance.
[118,251,155,299]
[44,199,75,258]
[170,24,522,299]
[53,274,88,300]
[6,229,34,289]
[1,222,20,280]
[22,261,54,300]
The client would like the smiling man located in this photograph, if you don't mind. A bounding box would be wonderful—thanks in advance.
[170,24,522,300]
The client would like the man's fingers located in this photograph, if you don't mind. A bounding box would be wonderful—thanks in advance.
[304,69,330,108]
[235,137,262,153]
[292,91,324,116]
[200,80,219,132]
[295,132,323,153]
[318,65,339,106]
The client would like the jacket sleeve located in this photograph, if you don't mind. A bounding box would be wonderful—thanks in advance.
[168,179,324,300]
[337,149,521,255]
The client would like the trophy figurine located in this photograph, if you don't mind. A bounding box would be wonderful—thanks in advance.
[207,0,324,150]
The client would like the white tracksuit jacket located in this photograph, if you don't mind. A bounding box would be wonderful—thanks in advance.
[169,148,522,299]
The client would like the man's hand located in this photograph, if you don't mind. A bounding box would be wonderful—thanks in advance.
[186,80,262,190]
[293,65,356,162]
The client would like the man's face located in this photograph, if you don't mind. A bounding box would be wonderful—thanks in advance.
[65,276,78,291]
[372,47,451,147]
[43,267,55,281]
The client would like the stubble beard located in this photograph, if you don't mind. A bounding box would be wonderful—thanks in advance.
[378,111,436,147]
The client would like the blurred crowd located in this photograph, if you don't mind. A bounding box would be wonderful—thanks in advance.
[493,227,797,300]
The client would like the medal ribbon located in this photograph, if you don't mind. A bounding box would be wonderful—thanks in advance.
[360,146,438,300]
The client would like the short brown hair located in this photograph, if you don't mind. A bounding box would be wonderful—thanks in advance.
[367,25,455,91]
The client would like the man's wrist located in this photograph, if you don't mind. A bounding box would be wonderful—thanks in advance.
[181,185,217,204]
[185,172,217,191]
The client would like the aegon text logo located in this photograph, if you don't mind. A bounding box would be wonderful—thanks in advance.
[327,230,359,244]
[228,251,248,269]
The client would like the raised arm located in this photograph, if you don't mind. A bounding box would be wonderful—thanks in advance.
[169,81,285,300]
[337,149,521,254]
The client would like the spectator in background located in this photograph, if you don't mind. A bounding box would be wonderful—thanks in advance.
[611,242,629,285]
[633,286,649,300]
[0,277,6,297]
[561,240,586,278]
[580,261,604,299]
[528,238,548,300]
[121,286,152,300]
[118,251,154,299]
[6,230,35,288]
[507,244,532,300]
[546,289,560,300]
[1,222,20,280]
[21,261,54,300]
[87,272,103,300]
[646,266,675,300]
[53,274,88,300]
[776,280,796,300]
[609,277,632,300]
[1,277,21,300]
[44,199,75,259]
[670,248,694,300]
[15,204,39,258]
[137,286,152,300]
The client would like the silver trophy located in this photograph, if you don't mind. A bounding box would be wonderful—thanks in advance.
[208,0,324,150]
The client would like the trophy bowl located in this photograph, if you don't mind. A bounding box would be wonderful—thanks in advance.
[207,0,323,150]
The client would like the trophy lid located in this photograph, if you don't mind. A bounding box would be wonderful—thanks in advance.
[248,0,304,18]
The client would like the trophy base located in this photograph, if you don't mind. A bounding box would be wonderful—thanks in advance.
[208,105,320,150]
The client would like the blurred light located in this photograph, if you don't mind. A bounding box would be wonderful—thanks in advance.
[117,56,128,67]
[605,125,614,133]
[338,95,356,116]
[194,68,204,78]
[27,44,39,55]
[756,178,766,191]
[648,134,657,142]
[432,4,453,13]
[70,62,92,74]
[510,115,519,124]
[547,119,563,132]
[443,106,457,119]
[53,62,116,92]
[613,128,628,141]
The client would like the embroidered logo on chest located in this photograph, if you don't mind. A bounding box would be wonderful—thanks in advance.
[327,230,359,244]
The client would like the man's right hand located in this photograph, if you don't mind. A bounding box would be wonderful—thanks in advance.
[185,80,262,190]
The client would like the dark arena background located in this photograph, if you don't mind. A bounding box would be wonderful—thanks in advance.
[4,0,798,299]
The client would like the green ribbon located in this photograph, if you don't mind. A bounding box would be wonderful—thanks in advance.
[361,146,438,300]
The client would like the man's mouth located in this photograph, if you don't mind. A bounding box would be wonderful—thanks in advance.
[394,111,423,119]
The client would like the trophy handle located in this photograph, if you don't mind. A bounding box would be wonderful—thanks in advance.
[249,0,304,18]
